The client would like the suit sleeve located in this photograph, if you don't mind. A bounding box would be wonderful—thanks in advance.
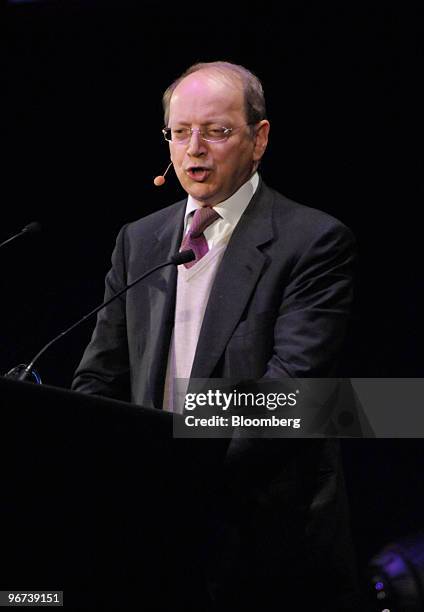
[265,220,356,378]
[71,224,131,401]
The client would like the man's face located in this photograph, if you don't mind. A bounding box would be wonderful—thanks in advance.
[168,70,269,207]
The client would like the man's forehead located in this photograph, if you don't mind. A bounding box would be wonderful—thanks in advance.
[170,69,244,109]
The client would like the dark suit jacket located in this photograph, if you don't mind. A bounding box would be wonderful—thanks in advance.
[72,178,360,610]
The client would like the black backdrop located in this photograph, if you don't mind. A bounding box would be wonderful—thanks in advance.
[3,0,423,594]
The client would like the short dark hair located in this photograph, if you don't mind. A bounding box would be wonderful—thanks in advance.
[162,61,267,127]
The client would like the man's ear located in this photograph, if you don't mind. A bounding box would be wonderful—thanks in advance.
[253,120,270,162]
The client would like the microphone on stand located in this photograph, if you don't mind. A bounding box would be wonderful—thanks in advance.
[4,249,195,383]
[0,222,41,250]
[153,162,173,186]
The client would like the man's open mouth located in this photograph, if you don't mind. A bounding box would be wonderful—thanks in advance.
[186,167,211,182]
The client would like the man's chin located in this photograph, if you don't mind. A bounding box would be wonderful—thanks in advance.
[186,186,219,207]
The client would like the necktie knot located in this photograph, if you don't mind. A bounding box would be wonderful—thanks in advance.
[189,207,220,238]
[180,206,220,268]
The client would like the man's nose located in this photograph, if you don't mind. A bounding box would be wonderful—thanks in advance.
[186,130,207,156]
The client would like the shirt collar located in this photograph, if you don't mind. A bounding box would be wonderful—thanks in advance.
[184,172,259,229]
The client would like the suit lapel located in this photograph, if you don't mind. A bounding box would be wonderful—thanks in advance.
[190,182,275,379]
[145,201,186,408]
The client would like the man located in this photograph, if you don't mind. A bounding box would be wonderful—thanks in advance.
[72,62,359,609]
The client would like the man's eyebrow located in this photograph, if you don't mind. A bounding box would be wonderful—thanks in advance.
[170,120,230,126]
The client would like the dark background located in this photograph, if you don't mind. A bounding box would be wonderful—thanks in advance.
[3,0,423,596]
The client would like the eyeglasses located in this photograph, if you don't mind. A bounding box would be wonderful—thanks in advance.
[162,124,251,144]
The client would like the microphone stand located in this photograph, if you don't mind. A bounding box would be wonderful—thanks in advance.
[0,222,41,250]
[5,249,194,383]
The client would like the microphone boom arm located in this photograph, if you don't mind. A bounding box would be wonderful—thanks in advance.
[6,249,194,382]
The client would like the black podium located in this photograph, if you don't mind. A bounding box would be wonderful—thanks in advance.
[0,378,227,609]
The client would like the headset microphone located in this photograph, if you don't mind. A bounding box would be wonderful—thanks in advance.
[153,162,173,186]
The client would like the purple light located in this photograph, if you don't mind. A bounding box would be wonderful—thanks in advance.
[375,581,384,591]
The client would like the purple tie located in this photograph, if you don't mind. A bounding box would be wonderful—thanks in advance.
[181,207,220,268]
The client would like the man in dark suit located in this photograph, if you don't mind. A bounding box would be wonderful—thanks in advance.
[72,61,359,610]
